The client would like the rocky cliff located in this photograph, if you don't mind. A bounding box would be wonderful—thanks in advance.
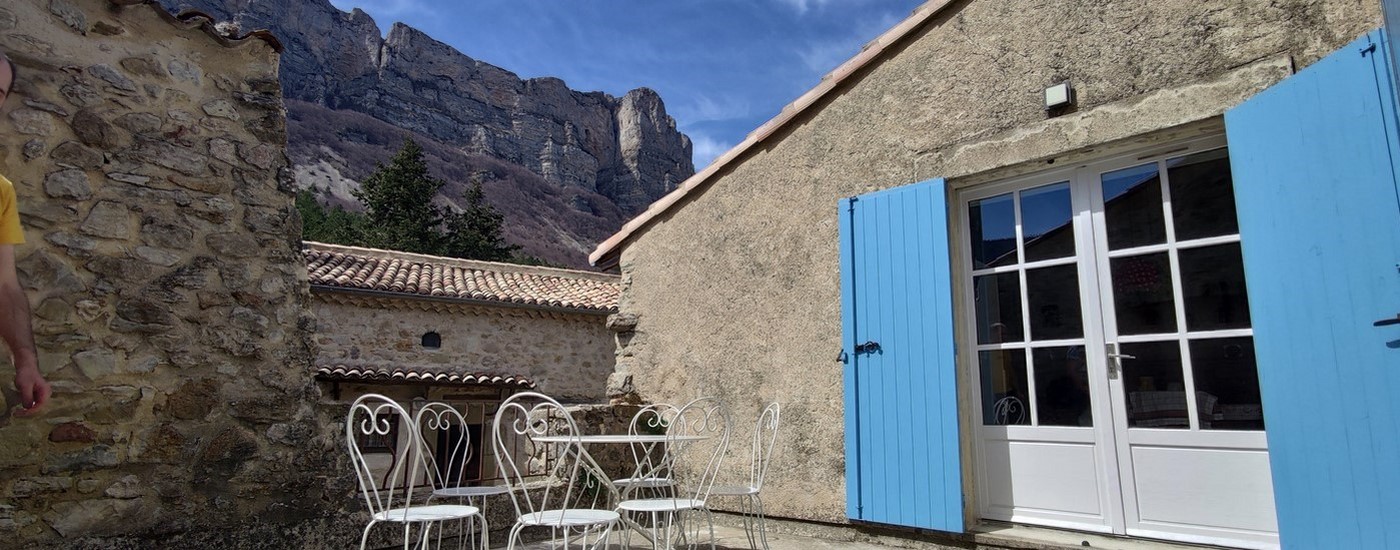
[160,0,694,265]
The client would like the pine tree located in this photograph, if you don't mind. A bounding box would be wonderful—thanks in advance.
[296,190,368,245]
[443,181,519,261]
[296,137,523,262]
[353,138,447,255]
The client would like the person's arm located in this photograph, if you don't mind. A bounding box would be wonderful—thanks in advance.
[0,244,47,414]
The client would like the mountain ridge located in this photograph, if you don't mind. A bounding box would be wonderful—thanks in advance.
[160,0,696,267]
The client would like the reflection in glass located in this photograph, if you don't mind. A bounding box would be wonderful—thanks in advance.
[1026,265,1084,341]
[1168,149,1238,241]
[1020,182,1075,262]
[1111,253,1177,335]
[1034,346,1093,427]
[969,193,1018,268]
[1120,341,1189,429]
[974,272,1024,344]
[1190,337,1265,431]
[1179,243,1252,331]
[980,350,1030,425]
[1102,163,1166,250]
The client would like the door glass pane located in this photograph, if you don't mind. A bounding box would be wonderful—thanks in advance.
[974,272,1024,344]
[1121,341,1188,429]
[1168,148,1238,241]
[980,350,1029,425]
[1190,337,1264,431]
[1179,243,1252,331]
[1034,346,1093,427]
[1026,264,1084,340]
[1021,182,1075,262]
[1102,163,1166,250]
[1110,253,1177,335]
[969,193,1018,268]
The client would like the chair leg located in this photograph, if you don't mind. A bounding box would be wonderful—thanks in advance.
[507,523,524,550]
[739,496,756,550]
[361,520,378,550]
[754,494,770,550]
[705,509,716,550]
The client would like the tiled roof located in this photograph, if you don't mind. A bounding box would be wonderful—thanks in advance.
[303,242,620,314]
[316,364,537,388]
[589,0,956,267]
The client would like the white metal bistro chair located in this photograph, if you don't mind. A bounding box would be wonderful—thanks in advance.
[415,402,507,550]
[615,402,687,497]
[708,402,780,550]
[493,391,621,550]
[346,394,484,550]
[617,397,731,550]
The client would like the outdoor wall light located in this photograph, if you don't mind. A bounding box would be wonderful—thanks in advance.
[1045,81,1075,110]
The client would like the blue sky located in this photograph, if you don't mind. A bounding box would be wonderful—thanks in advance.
[326,0,926,169]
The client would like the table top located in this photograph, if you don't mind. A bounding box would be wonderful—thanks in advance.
[532,434,708,444]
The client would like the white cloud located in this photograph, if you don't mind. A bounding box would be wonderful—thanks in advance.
[329,0,437,18]
[795,11,901,73]
[674,93,751,124]
[775,0,835,15]
[690,134,734,169]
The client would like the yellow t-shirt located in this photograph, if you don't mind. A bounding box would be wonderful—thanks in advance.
[0,174,26,245]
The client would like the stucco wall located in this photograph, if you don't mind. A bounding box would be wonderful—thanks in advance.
[312,294,615,402]
[0,1,363,547]
[613,0,1381,525]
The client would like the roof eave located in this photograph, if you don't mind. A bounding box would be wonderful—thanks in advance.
[309,284,616,316]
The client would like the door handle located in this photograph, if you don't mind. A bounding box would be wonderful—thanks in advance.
[1375,314,1400,327]
[1106,342,1135,379]
[855,341,881,355]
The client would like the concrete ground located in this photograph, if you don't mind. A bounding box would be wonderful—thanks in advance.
[504,522,892,550]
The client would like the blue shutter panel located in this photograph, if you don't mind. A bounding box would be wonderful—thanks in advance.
[1225,29,1400,549]
[840,178,963,532]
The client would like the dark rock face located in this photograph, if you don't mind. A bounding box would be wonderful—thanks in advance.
[164,0,694,216]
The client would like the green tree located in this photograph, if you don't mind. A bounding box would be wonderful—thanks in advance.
[442,181,519,262]
[298,137,521,262]
[296,190,368,245]
[353,138,447,255]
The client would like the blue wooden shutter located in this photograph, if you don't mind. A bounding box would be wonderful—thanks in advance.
[1225,29,1400,549]
[839,178,962,532]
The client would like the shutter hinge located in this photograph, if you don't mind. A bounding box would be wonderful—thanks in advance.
[836,349,849,364]
[1361,43,1378,56]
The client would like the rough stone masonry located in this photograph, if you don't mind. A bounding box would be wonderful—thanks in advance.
[0,1,364,547]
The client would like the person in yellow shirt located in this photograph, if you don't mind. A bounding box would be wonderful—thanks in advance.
[1,52,50,415]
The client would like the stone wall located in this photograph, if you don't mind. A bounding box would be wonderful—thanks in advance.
[312,294,615,402]
[611,0,1381,526]
[0,1,356,546]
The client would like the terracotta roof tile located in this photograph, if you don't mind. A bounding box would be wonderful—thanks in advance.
[316,364,536,388]
[303,242,620,314]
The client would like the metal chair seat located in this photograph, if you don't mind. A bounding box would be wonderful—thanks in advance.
[612,476,674,489]
[708,484,759,496]
[373,504,480,523]
[518,508,621,527]
[617,498,706,513]
[433,486,510,499]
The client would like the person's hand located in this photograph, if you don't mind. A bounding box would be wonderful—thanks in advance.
[13,364,49,416]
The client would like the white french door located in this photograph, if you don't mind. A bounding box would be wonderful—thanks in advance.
[962,136,1278,549]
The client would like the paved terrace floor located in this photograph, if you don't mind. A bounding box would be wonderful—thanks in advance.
[491,514,1222,550]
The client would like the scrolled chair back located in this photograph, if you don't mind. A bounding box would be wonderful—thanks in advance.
[749,402,781,491]
[625,402,686,481]
[413,402,473,491]
[671,396,732,502]
[346,394,430,520]
[492,391,617,523]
